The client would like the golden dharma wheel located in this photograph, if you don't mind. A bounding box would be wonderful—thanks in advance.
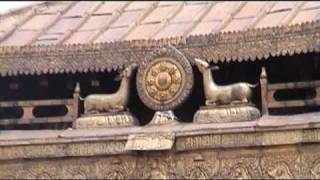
[136,47,194,111]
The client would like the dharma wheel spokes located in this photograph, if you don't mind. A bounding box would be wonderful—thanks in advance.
[136,46,194,125]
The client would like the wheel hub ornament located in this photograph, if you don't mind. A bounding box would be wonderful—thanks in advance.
[136,46,194,111]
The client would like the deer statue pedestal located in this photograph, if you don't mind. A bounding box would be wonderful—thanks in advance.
[194,104,261,124]
[73,111,138,129]
[73,63,139,129]
[193,58,261,124]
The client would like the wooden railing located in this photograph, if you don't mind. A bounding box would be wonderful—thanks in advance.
[260,67,320,115]
[0,83,80,125]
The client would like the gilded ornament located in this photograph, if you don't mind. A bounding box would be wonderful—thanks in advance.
[136,46,193,111]
[74,63,139,129]
[194,58,258,106]
[145,60,182,101]
[193,58,261,123]
[82,63,138,114]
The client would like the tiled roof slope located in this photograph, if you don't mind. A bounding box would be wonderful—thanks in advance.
[1,1,320,46]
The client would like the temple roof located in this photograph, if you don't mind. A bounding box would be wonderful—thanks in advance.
[1,1,320,46]
[0,1,320,76]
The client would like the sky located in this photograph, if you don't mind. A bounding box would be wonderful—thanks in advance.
[0,1,41,14]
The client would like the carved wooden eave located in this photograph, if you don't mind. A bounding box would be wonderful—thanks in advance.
[0,20,320,77]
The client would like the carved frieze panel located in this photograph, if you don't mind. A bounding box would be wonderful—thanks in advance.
[0,163,24,179]
[24,164,59,179]
[3,129,320,179]
[300,144,320,179]
[260,147,300,179]
[175,151,220,179]
[0,140,127,160]
[2,144,320,179]
[61,159,97,179]
[135,153,175,179]
[95,156,137,179]
[219,149,261,179]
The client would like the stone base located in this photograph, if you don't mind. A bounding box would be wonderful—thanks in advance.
[148,111,179,126]
[194,104,261,124]
[73,111,138,129]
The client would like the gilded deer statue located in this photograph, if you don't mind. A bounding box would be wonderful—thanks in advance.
[83,63,138,114]
[194,58,258,106]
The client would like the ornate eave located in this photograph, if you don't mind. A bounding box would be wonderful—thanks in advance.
[0,20,319,77]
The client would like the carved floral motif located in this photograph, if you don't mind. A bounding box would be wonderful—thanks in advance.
[220,156,260,179]
[145,60,182,102]
[176,152,220,179]
[311,159,320,179]
[136,155,175,179]
[267,162,294,179]
[261,150,300,179]
[96,157,136,179]
[230,163,251,179]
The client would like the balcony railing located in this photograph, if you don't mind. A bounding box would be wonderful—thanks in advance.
[260,67,320,115]
[0,84,80,125]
